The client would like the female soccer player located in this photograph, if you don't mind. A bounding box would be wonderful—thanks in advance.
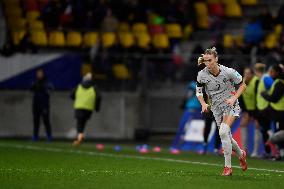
[196,47,248,176]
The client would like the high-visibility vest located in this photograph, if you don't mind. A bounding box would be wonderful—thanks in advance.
[74,84,96,111]
[256,77,269,110]
[242,76,258,110]
[269,79,284,111]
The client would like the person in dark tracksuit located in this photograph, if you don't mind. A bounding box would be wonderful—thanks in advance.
[31,69,53,142]
[71,73,101,146]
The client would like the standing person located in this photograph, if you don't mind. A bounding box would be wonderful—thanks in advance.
[239,67,261,157]
[199,60,221,155]
[31,69,53,142]
[196,47,247,176]
[172,81,202,149]
[261,65,284,155]
[255,64,274,157]
[71,73,101,146]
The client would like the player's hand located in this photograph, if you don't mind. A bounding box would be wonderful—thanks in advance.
[201,103,209,113]
[225,96,237,107]
[198,54,204,65]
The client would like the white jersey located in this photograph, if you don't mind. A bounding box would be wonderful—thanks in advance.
[196,65,242,112]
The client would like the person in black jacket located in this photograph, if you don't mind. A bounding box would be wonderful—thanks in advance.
[70,73,102,146]
[31,69,53,142]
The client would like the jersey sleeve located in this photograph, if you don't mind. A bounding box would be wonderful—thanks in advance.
[196,71,204,87]
[228,68,242,85]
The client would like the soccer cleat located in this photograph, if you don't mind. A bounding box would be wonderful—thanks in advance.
[221,167,232,176]
[72,140,81,146]
[239,150,248,171]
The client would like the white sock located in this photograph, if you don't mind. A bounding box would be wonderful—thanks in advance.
[230,132,243,158]
[252,128,261,155]
[241,127,248,150]
[219,123,232,168]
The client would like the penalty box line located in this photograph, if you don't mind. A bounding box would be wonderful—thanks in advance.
[1,143,284,174]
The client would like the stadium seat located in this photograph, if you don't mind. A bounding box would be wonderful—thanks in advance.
[194,2,208,16]
[152,34,169,49]
[265,33,277,49]
[3,0,20,8]
[31,30,48,46]
[166,23,183,38]
[207,0,221,3]
[24,0,39,11]
[274,24,282,39]
[183,24,193,39]
[223,34,234,48]
[221,0,237,4]
[240,0,257,6]
[148,24,165,35]
[118,22,130,33]
[48,31,65,47]
[5,7,23,18]
[225,3,242,17]
[83,32,99,47]
[234,34,244,47]
[29,20,44,30]
[12,30,26,45]
[8,18,27,30]
[119,32,134,48]
[197,16,209,29]
[26,11,40,23]
[208,3,225,17]
[66,31,82,47]
[194,2,209,29]
[81,63,92,76]
[136,33,151,49]
[112,64,131,80]
[102,32,116,48]
[132,23,148,37]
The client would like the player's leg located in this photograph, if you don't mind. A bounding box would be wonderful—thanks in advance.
[224,105,248,171]
[239,112,249,152]
[32,107,40,141]
[251,119,261,157]
[42,107,52,142]
[73,117,86,146]
[203,115,213,154]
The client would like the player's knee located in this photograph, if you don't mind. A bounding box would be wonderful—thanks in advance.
[219,123,230,139]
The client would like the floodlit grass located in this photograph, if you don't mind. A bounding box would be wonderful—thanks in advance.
[1,140,284,189]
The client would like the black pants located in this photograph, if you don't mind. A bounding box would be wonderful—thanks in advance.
[269,107,284,131]
[203,111,221,149]
[33,106,52,139]
[75,109,92,133]
[256,108,271,153]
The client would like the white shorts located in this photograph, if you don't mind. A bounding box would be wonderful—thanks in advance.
[212,103,241,128]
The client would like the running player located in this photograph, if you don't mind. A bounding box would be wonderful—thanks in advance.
[196,47,247,176]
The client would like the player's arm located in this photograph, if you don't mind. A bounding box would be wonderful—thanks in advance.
[225,69,247,106]
[196,81,208,112]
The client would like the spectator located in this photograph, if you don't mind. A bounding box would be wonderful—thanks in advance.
[31,69,53,142]
[244,17,264,45]
[101,8,119,32]
[258,5,274,31]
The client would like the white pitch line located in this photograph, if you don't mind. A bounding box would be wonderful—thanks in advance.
[1,143,284,174]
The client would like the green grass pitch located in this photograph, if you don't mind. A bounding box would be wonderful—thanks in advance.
[1,140,284,189]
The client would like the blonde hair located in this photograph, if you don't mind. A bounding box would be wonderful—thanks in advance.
[204,47,218,57]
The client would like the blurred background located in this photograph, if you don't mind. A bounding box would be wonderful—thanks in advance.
[0,0,283,145]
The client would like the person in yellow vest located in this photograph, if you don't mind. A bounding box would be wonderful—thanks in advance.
[256,64,278,156]
[71,73,101,146]
[239,67,260,157]
[261,64,284,132]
